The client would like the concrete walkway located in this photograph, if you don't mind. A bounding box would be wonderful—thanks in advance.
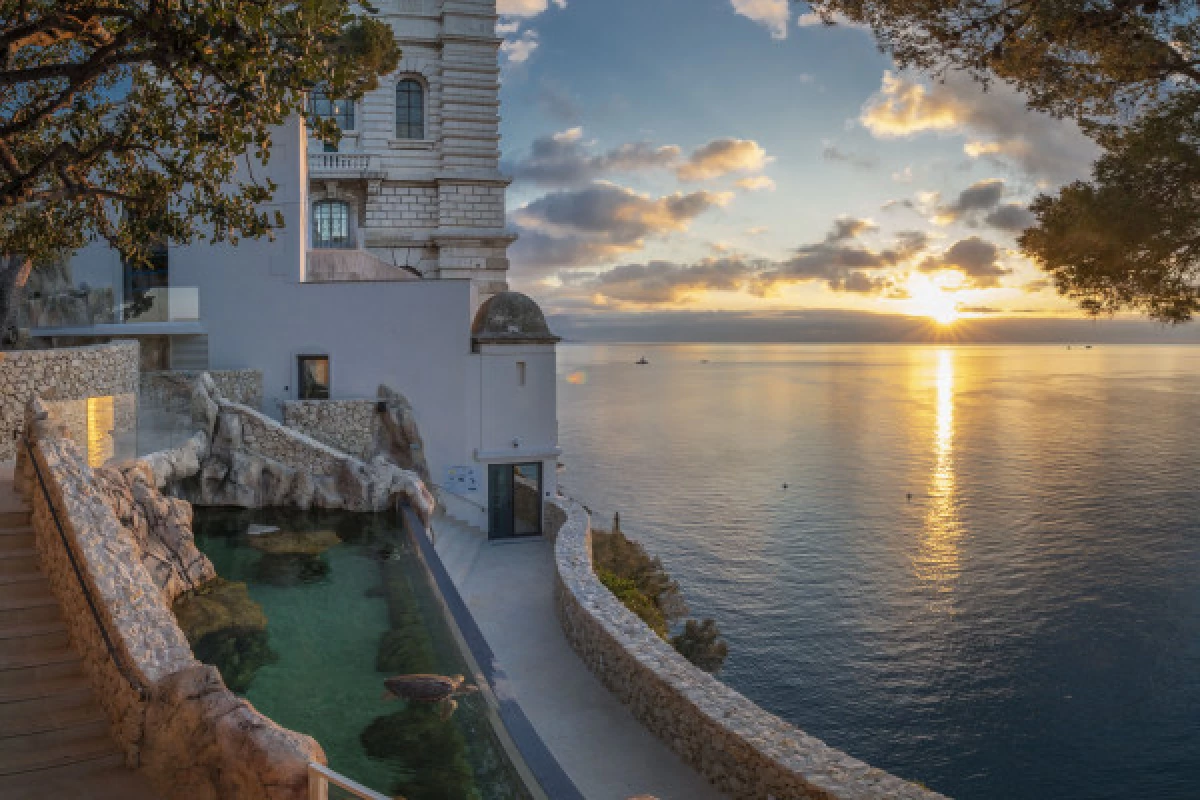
[432,508,724,800]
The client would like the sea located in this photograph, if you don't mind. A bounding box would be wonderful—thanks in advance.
[555,343,1200,800]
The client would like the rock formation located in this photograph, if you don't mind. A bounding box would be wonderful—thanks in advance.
[145,375,437,525]
[373,384,432,484]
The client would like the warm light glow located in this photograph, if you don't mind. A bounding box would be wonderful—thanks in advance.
[915,350,963,610]
[86,396,114,468]
[566,370,588,385]
[907,274,961,325]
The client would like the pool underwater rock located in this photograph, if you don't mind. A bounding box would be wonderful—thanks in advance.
[191,506,532,800]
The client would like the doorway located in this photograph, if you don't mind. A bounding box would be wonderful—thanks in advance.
[488,463,542,540]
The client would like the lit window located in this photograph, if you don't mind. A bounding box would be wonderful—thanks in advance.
[312,201,350,249]
[298,355,330,400]
[308,89,355,131]
[396,79,425,140]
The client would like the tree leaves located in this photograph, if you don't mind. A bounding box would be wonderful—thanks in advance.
[807,0,1200,320]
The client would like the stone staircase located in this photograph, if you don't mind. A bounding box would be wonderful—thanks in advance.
[0,464,159,799]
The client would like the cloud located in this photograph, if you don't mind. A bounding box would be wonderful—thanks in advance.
[934,178,1005,223]
[500,29,539,63]
[498,0,565,16]
[730,0,790,39]
[509,182,732,269]
[677,138,771,181]
[860,71,1098,183]
[557,219,929,306]
[930,179,1036,232]
[736,175,777,191]
[985,203,1036,232]
[919,236,1010,287]
[822,143,879,169]
[509,128,682,187]
[757,218,923,293]
[570,258,760,305]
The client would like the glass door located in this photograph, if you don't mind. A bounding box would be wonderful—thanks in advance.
[487,463,542,540]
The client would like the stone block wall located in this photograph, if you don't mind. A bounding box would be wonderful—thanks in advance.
[141,369,263,414]
[0,340,139,460]
[230,403,348,477]
[438,183,504,228]
[282,399,378,460]
[552,498,950,800]
[365,184,439,229]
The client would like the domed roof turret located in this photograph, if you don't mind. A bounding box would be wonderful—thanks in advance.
[471,292,560,345]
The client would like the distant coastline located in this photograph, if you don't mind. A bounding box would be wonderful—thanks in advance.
[549,309,1200,345]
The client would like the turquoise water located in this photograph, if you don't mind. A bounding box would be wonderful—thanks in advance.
[190,508,531,800]
[558,343,1200,800]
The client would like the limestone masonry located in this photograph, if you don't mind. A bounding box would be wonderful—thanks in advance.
[550,497,951,800]
[0,340,138,460]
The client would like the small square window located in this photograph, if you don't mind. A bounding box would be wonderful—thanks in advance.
[298,355,330,399]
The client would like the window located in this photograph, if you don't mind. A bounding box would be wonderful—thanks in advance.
[308,89,355,131]
[312,201,350,249]
[517,361,527,387]
[298,355,330,400]
[395,79,425,139]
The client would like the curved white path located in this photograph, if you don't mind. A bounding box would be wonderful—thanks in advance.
[432,509,724,800]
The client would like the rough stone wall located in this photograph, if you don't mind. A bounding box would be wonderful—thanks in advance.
[0,340,139,460]
[141,369,263,413]
[552,498,951,800]
[17,399,326,800]
[282,399,377,460]
[234,404,347,477]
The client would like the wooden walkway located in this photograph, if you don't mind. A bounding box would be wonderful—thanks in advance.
[0,463,159,800]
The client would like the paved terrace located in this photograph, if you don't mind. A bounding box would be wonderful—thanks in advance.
[431,507,724,800]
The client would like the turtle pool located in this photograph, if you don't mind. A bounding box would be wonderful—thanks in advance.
[186,506,533,800]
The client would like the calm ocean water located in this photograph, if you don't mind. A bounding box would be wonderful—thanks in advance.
[556,343,1200,800]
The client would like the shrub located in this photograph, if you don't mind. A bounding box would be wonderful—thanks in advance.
[671,618,728,674]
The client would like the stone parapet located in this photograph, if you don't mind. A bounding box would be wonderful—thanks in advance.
[141,369,263,413]
[552,498,950,800]
[18,402,324,800]
[0,340,139,460]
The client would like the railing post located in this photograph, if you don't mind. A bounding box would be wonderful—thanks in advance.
[307,764,329,800]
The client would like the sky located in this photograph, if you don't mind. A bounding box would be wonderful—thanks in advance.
[491,0,1142,338]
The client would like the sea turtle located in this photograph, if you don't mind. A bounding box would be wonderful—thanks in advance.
[382,674,479,719]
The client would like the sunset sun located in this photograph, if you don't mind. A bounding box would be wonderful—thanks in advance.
[908,275,962,325]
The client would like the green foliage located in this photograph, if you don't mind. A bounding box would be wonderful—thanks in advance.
[0,0,400,335]
[805,0,1200,320]
[592,518,686,621]
[671,618,728,674]
[592,514,729,672]
[596,568,669,639]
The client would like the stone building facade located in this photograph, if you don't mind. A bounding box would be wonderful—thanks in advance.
[308,0,513,297]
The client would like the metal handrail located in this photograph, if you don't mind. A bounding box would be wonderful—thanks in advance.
[307,762,389,800]
[22,436,148,700]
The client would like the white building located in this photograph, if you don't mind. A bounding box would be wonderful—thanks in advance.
[21,0,560,538]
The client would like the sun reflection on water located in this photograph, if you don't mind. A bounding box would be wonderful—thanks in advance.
[915,350,963,608]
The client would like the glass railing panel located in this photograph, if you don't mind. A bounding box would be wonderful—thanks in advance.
[123,286,200,323]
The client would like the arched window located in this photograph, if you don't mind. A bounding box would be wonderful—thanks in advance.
[396,79,425,140]
[312,201,350,249]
